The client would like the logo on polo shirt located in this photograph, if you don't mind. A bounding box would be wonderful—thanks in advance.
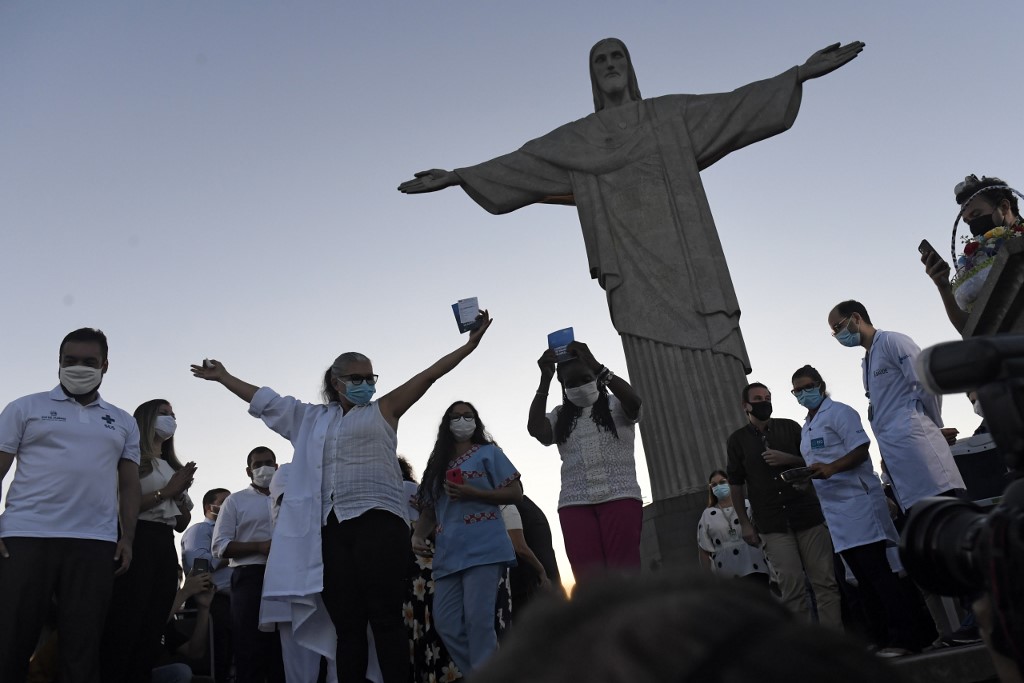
[873,368,889,377]
[102,414,116,430]
[41,411,66,422]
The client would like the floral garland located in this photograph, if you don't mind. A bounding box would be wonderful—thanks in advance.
[952,221,1024,287]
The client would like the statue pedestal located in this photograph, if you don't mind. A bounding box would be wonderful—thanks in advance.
[963,239,1024,337]
[640,491,708,571]
[622,341,749,573]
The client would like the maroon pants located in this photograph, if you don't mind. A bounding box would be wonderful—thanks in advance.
[558,498,642,582]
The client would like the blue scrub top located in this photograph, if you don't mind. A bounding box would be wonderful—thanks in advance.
[432,443,520,579]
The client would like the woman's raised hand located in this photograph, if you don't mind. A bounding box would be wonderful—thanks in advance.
[467,310,493,347]
[190,359,227,382]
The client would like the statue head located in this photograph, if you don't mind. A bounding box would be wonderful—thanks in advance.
[589,37,641,112]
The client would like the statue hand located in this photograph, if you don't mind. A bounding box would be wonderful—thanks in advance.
[798,41,865,82]
[397,169,460,194]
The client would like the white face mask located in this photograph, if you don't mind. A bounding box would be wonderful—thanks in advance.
[251,465,276,488]
[155,415,177,440]
[565,381,600,407]
[450,418,477,442]
[59,365,103,396]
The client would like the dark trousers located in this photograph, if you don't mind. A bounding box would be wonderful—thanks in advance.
[210,591,234,681]
[841,541,920,650]
[231,563,285,683]
[101,519,180,683]
[321,510,411,683]
[0,536,115,683]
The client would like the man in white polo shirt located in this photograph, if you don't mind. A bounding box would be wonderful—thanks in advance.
[0,327,142,683]
[213,446,285,683]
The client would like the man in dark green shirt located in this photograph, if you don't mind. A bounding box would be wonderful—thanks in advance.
[727,382,841,627]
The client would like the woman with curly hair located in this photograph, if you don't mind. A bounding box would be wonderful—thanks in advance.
[412,401,521,677]
[527,340,642,582]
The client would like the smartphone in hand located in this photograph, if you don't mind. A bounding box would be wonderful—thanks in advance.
[190,558,212,575]
[918,239,938,258]
[445,468,464,486]
[780,467,813,483]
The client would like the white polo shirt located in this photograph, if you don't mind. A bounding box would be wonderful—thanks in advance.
[0,386,141,543]
[212,485,274,567]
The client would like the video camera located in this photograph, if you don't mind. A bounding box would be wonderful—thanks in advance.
[900,334,1024,663]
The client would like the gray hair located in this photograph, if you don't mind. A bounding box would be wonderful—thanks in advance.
[330,352,371,378]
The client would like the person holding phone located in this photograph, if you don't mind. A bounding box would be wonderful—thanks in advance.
[920,174,1023,332]
[180,487,233,682]
[100,398,196,683]
[527,340,642,582]
[412,401,522,676]
[791,365,922,656]
[191,311,492,683]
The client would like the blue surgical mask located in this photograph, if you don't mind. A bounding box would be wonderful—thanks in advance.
[344,381,376,406]
[712,483,731,500]
[795,387,825,409]
[834,325,861,348]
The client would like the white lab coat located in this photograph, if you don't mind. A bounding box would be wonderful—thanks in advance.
[249,388,336,658]
[800,397,899,553]
[253,391,384,683]
[862,331,965,511]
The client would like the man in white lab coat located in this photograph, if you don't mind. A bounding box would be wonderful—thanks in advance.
[827,300,965,512]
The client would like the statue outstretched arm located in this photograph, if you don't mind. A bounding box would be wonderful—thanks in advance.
[397,169,462,194]
[797,41,865,82]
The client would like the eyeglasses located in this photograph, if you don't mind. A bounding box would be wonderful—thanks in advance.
[830,316,850,336]
[339,374,378,386]
[791,383,820,396]
[449,415,474,422]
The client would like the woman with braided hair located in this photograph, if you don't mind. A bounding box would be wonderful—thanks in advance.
[920,174,1024,332]
[527,340,643,582]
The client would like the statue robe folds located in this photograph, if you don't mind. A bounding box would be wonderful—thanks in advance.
[456,67,803,372]
[456,68,803,501]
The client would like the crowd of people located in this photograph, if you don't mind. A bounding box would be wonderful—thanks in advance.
[689,174,1021,662]
[0,314,629,683]
[0,171,1018,683]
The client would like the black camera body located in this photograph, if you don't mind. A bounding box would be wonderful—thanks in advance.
[901,334,1024,661]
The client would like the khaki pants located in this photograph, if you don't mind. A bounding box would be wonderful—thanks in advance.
[761,524,842,628]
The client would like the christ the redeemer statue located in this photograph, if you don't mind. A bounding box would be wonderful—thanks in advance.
[399,39,864,505]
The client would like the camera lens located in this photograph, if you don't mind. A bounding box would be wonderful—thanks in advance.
[900,497,988,596]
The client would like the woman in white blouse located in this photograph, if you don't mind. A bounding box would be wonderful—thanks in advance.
[100,399,197,683]
[696,469,770,585]
[527,340,643,582]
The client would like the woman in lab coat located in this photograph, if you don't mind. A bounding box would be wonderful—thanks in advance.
[791,365,921,656]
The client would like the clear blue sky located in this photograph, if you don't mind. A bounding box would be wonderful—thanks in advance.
[2,1,1020,584]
